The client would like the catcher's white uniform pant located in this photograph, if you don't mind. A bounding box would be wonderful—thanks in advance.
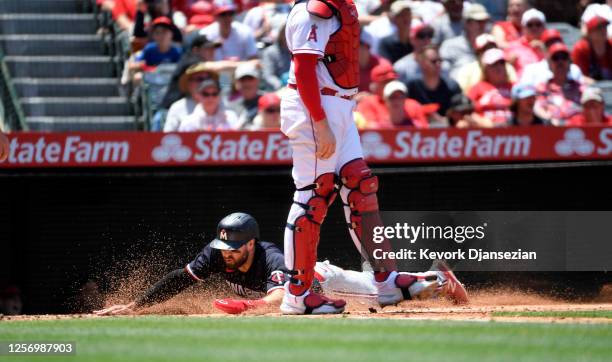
[281,89,364,282]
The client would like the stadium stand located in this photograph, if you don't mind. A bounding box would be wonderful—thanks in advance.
[0,0,134,131]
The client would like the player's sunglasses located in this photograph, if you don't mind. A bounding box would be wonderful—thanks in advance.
[218,11,235,17]
[201,91,220,97]
[428,58,442,65]
[265,108,280,114]
[416,31,434,40]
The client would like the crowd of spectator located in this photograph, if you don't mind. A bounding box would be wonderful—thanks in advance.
[97,0,612,131]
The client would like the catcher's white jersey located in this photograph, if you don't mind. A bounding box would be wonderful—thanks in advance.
[285,3,357,96]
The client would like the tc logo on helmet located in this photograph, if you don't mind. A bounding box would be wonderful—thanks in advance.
[219,229,228,240]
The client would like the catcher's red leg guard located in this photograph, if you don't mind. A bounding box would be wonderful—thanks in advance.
[285,173,338,296]
[339,159,396,275]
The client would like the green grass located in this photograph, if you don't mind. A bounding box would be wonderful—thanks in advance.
[492,310,612,319]
[0,316,610,362]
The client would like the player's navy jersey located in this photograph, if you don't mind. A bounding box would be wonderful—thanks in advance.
[185,241,288,298]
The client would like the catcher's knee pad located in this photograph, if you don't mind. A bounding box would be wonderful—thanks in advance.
[339,159,380,241]
[286,173,339,291]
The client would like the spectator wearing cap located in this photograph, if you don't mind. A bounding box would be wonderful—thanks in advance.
[394,19,436,84]
[250,93,282,130]
[519,30,585,88]
[178,78,239,131]
[199,0,258,61]
[164,63,219,132]
[356,63,427,128]
[509,83,549,126]
[534,43,583,126]
[132,17,182,69]
[382,81,429,128]
[129,16,182,86]
[445,93,489,127]
[160,35,222,110]
[568,87,612,125]
[491,0,529,49]
[408,45,462,119]
[378,2,414,63]
[467,48,514,126]
[572,14,612,80]
[504,8,547,77]
[363,1,412,57]
[580,3,612,38]
[242,0,291,44]
[453,33,518,93]
[261,22,291,91]
[439,3,490,80]
[359,30,393,94]
[133,0,183,49]
[227,63,264,128]
[431,0,464,46]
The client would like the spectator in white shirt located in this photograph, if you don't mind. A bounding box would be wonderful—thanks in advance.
[199,0,258,61]
[178,78,239,131]
[164,63,219,132]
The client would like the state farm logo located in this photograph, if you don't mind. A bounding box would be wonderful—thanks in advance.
[554,129,595,156]
[361,132,391,159]
[152,134,192,162]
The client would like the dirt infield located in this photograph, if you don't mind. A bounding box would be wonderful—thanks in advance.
[3,285,611,324]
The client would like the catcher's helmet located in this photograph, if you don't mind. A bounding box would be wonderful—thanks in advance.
[210,212,260,250]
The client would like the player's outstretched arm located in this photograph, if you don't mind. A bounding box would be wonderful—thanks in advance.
[94,268,197,315]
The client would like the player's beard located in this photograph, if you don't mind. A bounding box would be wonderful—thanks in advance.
[224,249,249,270]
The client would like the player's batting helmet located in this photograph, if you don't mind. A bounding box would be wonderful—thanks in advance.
[210,212,260,250]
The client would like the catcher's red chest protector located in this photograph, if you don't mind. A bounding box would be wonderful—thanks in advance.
[307,0,360,90]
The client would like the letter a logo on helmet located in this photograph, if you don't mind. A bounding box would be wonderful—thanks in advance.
[220,229,228,240]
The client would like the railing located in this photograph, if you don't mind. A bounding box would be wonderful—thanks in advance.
[91,0,139,129]
[0,47,27,131]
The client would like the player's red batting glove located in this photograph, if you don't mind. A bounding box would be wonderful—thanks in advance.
[213,298,267,314]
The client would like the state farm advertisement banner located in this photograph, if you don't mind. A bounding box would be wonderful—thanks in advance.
[1,126,611,168]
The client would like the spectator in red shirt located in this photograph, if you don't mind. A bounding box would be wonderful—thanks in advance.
[568,87,612,125]
[383,81,428,128]
[107,0,138,32]
[571,16,612,80]
[468,48,513,126]
[504,8,547,77]
[359,31,392,94]
[491,0,528,49]
[355,64,426,129]
[534,43,583,126]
